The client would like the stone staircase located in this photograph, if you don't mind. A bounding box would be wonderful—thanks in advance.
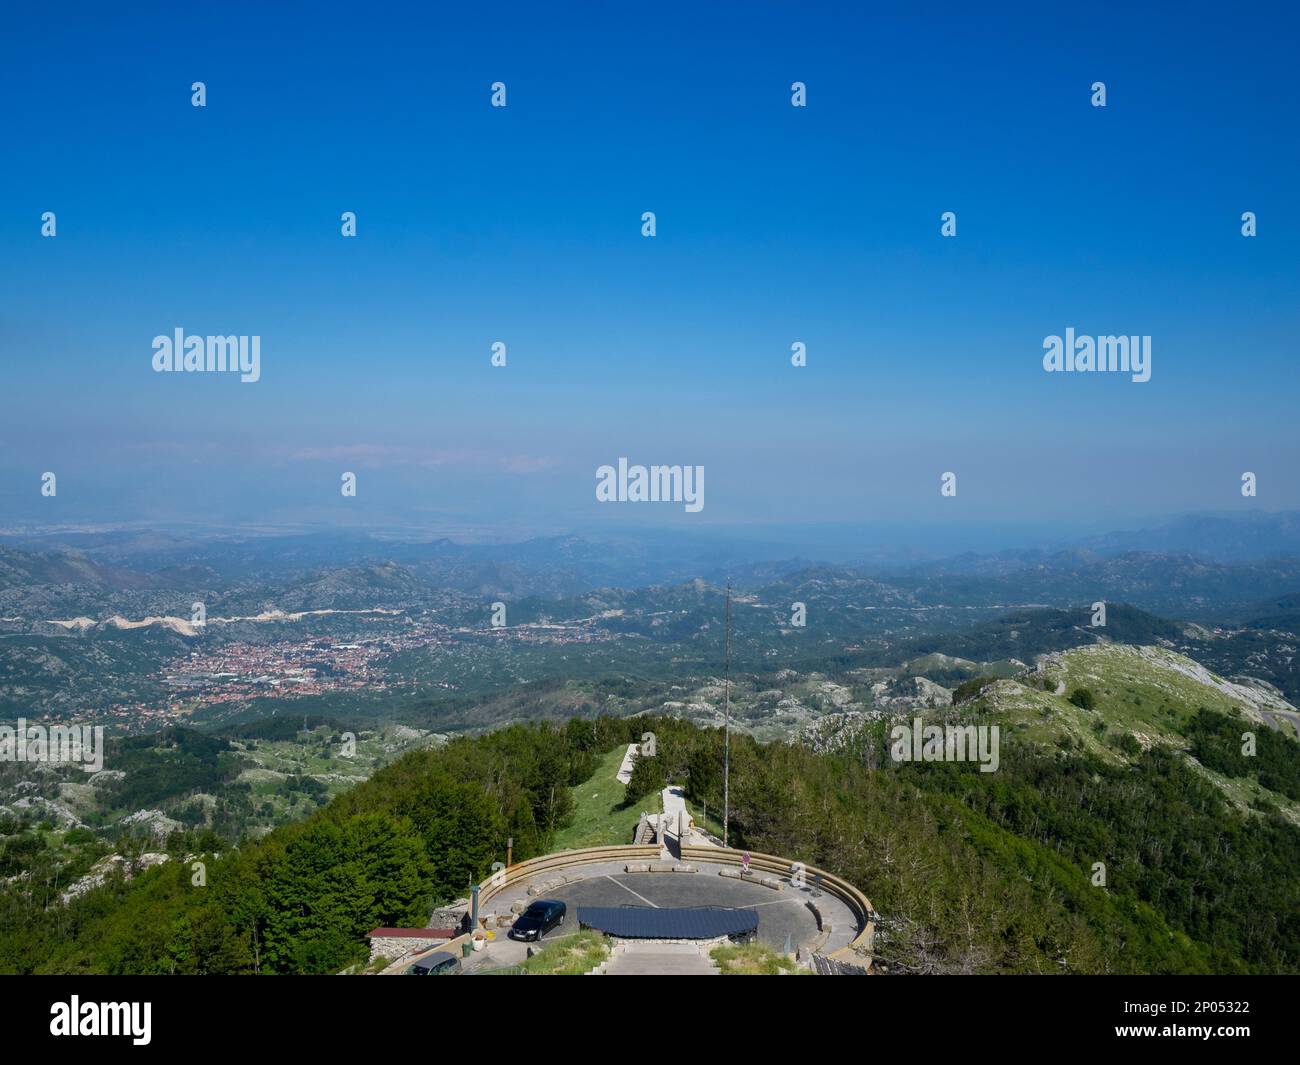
[590,941,720,976]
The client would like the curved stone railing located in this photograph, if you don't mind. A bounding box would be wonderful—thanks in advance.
[467,842,875,970]
[475,844,662,910]
[679,845,875,964]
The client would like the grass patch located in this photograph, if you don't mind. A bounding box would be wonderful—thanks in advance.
[552,745,641,849]
[711,942,803,975]
[682,795,725,840]
[520,930,610,975]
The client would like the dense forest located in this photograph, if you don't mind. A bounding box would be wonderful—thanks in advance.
[628,717,1300,974]
[1184,708,1300,803]
[0,717,628,974]
[2,712,1297,974]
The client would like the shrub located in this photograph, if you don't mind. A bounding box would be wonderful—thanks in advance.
[1069,688,1096,711]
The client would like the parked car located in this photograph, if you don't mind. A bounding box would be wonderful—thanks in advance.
[405,950,462,975]
[507,899,566,942]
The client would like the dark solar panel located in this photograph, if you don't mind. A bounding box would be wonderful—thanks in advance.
[576,905,759,939]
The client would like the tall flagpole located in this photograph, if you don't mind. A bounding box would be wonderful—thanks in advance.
[723,581,731,848]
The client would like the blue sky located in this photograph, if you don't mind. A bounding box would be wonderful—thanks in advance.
[1,1,1297,541]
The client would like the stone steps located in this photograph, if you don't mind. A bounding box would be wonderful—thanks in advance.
[595,940,720,976]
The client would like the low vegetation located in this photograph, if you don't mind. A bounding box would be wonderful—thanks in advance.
[711,941,802,975]
[551,744,644,849]
[520,930,610,975]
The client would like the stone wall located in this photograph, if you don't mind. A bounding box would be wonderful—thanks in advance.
[368,935,447,964]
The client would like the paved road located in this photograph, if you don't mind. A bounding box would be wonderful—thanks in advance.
[461,919,574,972]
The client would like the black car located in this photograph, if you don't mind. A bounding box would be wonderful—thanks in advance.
[508,899,566,942]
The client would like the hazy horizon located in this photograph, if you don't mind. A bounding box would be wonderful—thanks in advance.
[6,508,1300,572]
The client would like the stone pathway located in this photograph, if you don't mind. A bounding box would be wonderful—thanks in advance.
[616,743,638,784]
[657,785,719,851]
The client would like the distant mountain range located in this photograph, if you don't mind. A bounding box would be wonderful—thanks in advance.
[8,517,1300,622]
[1077,511,1300,561]
[8,510,1300,590]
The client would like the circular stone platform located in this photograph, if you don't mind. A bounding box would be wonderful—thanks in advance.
[481,856,860,956]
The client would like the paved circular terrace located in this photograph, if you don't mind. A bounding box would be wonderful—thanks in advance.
[467,856,861,970]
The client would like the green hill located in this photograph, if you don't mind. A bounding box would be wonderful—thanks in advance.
[963,643,1300,821]
[4,646,1298,976]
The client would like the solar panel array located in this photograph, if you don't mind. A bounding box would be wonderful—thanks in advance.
[577,905,759,940]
